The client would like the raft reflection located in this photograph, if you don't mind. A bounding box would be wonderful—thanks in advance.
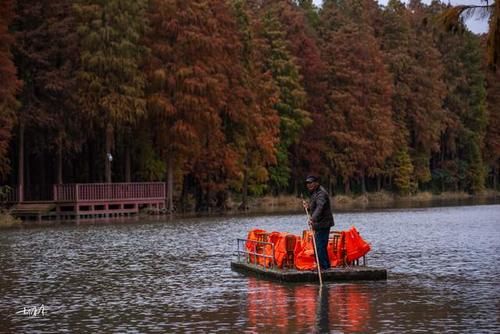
[247,278,371,333]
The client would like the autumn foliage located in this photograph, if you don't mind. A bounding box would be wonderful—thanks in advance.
[0,0,20,177]
[1,0,499,210]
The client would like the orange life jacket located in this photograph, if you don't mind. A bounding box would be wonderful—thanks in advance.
[268,232,289,268]
[294,231,317,270]
[245,226,370,270]
[246,229,267,264]
[344,226,371,262]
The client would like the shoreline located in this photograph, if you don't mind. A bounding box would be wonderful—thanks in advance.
[1,190,499,229]
[242,190,500,214]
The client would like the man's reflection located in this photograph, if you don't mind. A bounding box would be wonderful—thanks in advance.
[316,286,330,333]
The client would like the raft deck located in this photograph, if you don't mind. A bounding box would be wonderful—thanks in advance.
[232,236,387,282]
[231,260,387,282]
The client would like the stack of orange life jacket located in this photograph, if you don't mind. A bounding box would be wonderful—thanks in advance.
[245,226,371,270]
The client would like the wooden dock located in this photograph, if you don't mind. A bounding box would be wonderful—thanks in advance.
[231,260,387,282]
[7,182,166,221]
[10,203,57,222]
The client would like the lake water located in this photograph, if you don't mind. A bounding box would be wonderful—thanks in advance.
[1,204,499,333]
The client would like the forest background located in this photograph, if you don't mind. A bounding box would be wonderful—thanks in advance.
[0,0,499,213]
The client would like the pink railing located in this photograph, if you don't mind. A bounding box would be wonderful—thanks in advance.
[53,184,76,201]
[53,183,166,202]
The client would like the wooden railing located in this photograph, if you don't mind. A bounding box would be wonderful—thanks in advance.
[53,183,166,202]
[53,184,75,202]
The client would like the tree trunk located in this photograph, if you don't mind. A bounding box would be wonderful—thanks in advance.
[241,153,249,211]
[206,187,211,214]
[494,166,499,191]
[87,142,93,182]
[344,178,351,195]
[361,171,366,194]
[385,175,389,189]
[376,175,382,192]
[125,143,131,182]
[105,124,113,183]
[57,136,63,184]
[25,147,30,198]
[181,174,189,213]
[167,159,173,217]
[18,122,25,202]
[241,169,249,211]
[40,152,46,191]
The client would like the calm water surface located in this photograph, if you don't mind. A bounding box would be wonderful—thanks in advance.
[1,204,499,333]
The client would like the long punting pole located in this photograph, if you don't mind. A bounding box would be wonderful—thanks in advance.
[305,206,323,286]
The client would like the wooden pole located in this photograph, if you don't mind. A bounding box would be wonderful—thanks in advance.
[18,122,24,203]
[105,123,113,183]
[167,159,173,219]
[305,206,323,286]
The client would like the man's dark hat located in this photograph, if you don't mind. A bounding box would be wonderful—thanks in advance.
[305,175,319,183]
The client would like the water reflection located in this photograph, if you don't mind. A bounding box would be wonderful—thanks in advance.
[0,204,499,333]
[247,278,372,333]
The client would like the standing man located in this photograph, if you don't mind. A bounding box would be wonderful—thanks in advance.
[303,175,334,270]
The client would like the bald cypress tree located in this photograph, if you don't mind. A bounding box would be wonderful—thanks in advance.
[270,0,330,190]
[393,146,415,195]
[380,0,416,193]
[190,0,278,209]
[297,0,321,29]
[145,0,276,210]
[436,29,487,193]
[231,0,279,208]
[416,1,487,193]
[320,0,395,193]
[259,4,310,193]
[0,0,20,178]
[74,0,148,183]
[13,0,79,186]
[406,0,447,186]
[485,69,500,189]
[13,0,67,195]
[41,0,80,185]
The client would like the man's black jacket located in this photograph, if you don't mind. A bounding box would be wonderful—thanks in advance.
[309,186,334,230]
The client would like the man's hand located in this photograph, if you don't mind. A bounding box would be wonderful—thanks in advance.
[308,219,314,229]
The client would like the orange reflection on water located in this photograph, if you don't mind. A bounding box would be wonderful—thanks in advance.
[247,277,371,333]
[247,278,290,333]
[294,283,317,333]
[327,284,371,333]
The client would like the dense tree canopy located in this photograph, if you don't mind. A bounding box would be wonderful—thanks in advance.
[258,2,310,193]
[13,0,79,185]
[0,0,20,178]
[75,0,148,183]
[1,0,498,210]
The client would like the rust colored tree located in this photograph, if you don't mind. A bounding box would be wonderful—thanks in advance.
[320,0,395,194]
[0,0,20,179]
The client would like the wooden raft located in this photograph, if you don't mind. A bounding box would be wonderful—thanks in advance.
[231,260,387,282]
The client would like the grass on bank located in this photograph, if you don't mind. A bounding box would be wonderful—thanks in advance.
[0,210,21,229]
[249,190,500,212]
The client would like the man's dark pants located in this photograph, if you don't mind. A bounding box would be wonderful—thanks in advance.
[314,228,331,270]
